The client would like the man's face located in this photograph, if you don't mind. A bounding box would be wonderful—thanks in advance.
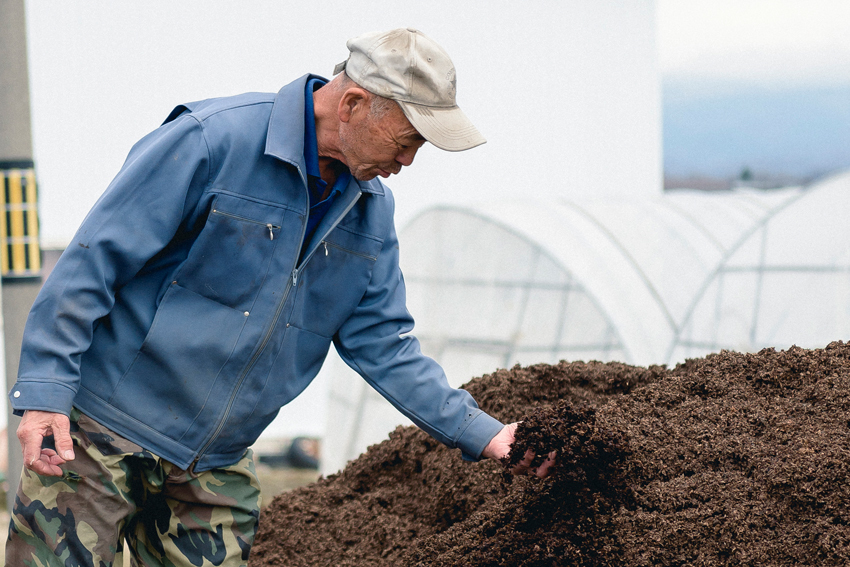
[338,101,427,181]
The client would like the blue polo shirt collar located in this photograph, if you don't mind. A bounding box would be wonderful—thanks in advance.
[300,78,353,254]
[303,77,326,187]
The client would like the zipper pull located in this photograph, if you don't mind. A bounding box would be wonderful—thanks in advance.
[291,269,298,286]
[323,241,328,256]
[267,224,274,240]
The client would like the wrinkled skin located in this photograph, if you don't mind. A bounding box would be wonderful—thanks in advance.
[17,410,75,477]
[337,98,426,181]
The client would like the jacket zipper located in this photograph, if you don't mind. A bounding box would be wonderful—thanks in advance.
[321,240,378,261]
[211,208,281,240]
[193,189,362,466]
[194,268,297,465]
[298,194,362,268]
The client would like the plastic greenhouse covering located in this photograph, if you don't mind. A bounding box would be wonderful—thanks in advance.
[321,170,850,474]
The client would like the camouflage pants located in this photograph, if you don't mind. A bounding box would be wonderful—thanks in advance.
[6,409,262,567]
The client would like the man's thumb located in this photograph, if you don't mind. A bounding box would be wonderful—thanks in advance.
[52,416,75,461]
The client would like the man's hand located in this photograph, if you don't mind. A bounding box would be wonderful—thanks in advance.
[17,410,75,477]
[481,423,556,478]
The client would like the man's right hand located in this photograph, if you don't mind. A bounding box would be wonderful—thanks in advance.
[17,410,75,477]
[481,423,556,478]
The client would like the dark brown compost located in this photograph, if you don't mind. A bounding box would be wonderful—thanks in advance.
[250,343,850,566]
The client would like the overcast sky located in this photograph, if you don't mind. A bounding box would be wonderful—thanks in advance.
[24,1,662,246]
[657,0,850,87]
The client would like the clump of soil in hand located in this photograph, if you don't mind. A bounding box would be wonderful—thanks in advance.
[249,343,850,566]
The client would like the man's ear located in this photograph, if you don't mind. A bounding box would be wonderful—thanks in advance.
[338,87,371,124]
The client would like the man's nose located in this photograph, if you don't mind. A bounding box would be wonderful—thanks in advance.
[396,146,418,167]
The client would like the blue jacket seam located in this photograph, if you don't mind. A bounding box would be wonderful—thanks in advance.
[192,99,274,122]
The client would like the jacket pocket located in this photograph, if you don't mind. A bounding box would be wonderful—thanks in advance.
[290,226,383,337]
[175,193,288,312]
[108,282,249,440]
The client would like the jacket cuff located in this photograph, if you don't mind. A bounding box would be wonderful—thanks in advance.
[8,380,76,417]
[457,410,505,462]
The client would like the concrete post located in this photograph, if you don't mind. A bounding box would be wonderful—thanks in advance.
[1,0,41,513]
[0,0,34,161]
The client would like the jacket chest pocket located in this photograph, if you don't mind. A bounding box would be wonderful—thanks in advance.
[175,193,293,312]
[289,226,383,337]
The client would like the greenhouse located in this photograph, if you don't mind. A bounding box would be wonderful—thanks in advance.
[671,171,850,362]
[322,170,850,473]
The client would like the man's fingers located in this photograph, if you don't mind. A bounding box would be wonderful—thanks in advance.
[511,449,557,478]
[534,450,557,478]
[19,429,46,470]
[17,411,74,473]
[509,448,537,475]
[30,454,64,477]
[45,450,67,466]
[497,423,556,478]
[51,414,75,462]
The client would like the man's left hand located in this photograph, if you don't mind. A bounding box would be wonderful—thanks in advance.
[17,410,75,477]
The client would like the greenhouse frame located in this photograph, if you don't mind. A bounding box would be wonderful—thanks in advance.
[322,170,850,473]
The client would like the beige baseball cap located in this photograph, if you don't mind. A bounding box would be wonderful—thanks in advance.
[333,28,486,152]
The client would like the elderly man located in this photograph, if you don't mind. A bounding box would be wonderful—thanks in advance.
[7,28,552,566]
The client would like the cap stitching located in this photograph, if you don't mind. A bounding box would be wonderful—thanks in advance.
[406,30,416,98]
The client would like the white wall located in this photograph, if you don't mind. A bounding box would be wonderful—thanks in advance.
[23,1,660,443]
[26,0,661,249]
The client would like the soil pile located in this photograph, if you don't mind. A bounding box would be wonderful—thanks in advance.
[250,343,850,566]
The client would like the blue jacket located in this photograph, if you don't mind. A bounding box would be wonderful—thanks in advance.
[10,74,504,471]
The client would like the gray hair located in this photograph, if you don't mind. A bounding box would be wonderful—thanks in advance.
[331,72,398,121]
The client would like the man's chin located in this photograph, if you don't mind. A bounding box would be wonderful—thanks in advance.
[352,171,378,182]
[352,168,390,182]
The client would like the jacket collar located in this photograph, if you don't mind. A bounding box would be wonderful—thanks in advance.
[265,74,384,196]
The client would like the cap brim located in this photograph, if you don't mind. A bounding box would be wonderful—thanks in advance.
[397,102,486,152]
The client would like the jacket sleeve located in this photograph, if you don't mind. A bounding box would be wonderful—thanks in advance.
[9,113,211,416]
[333,209,504,462]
